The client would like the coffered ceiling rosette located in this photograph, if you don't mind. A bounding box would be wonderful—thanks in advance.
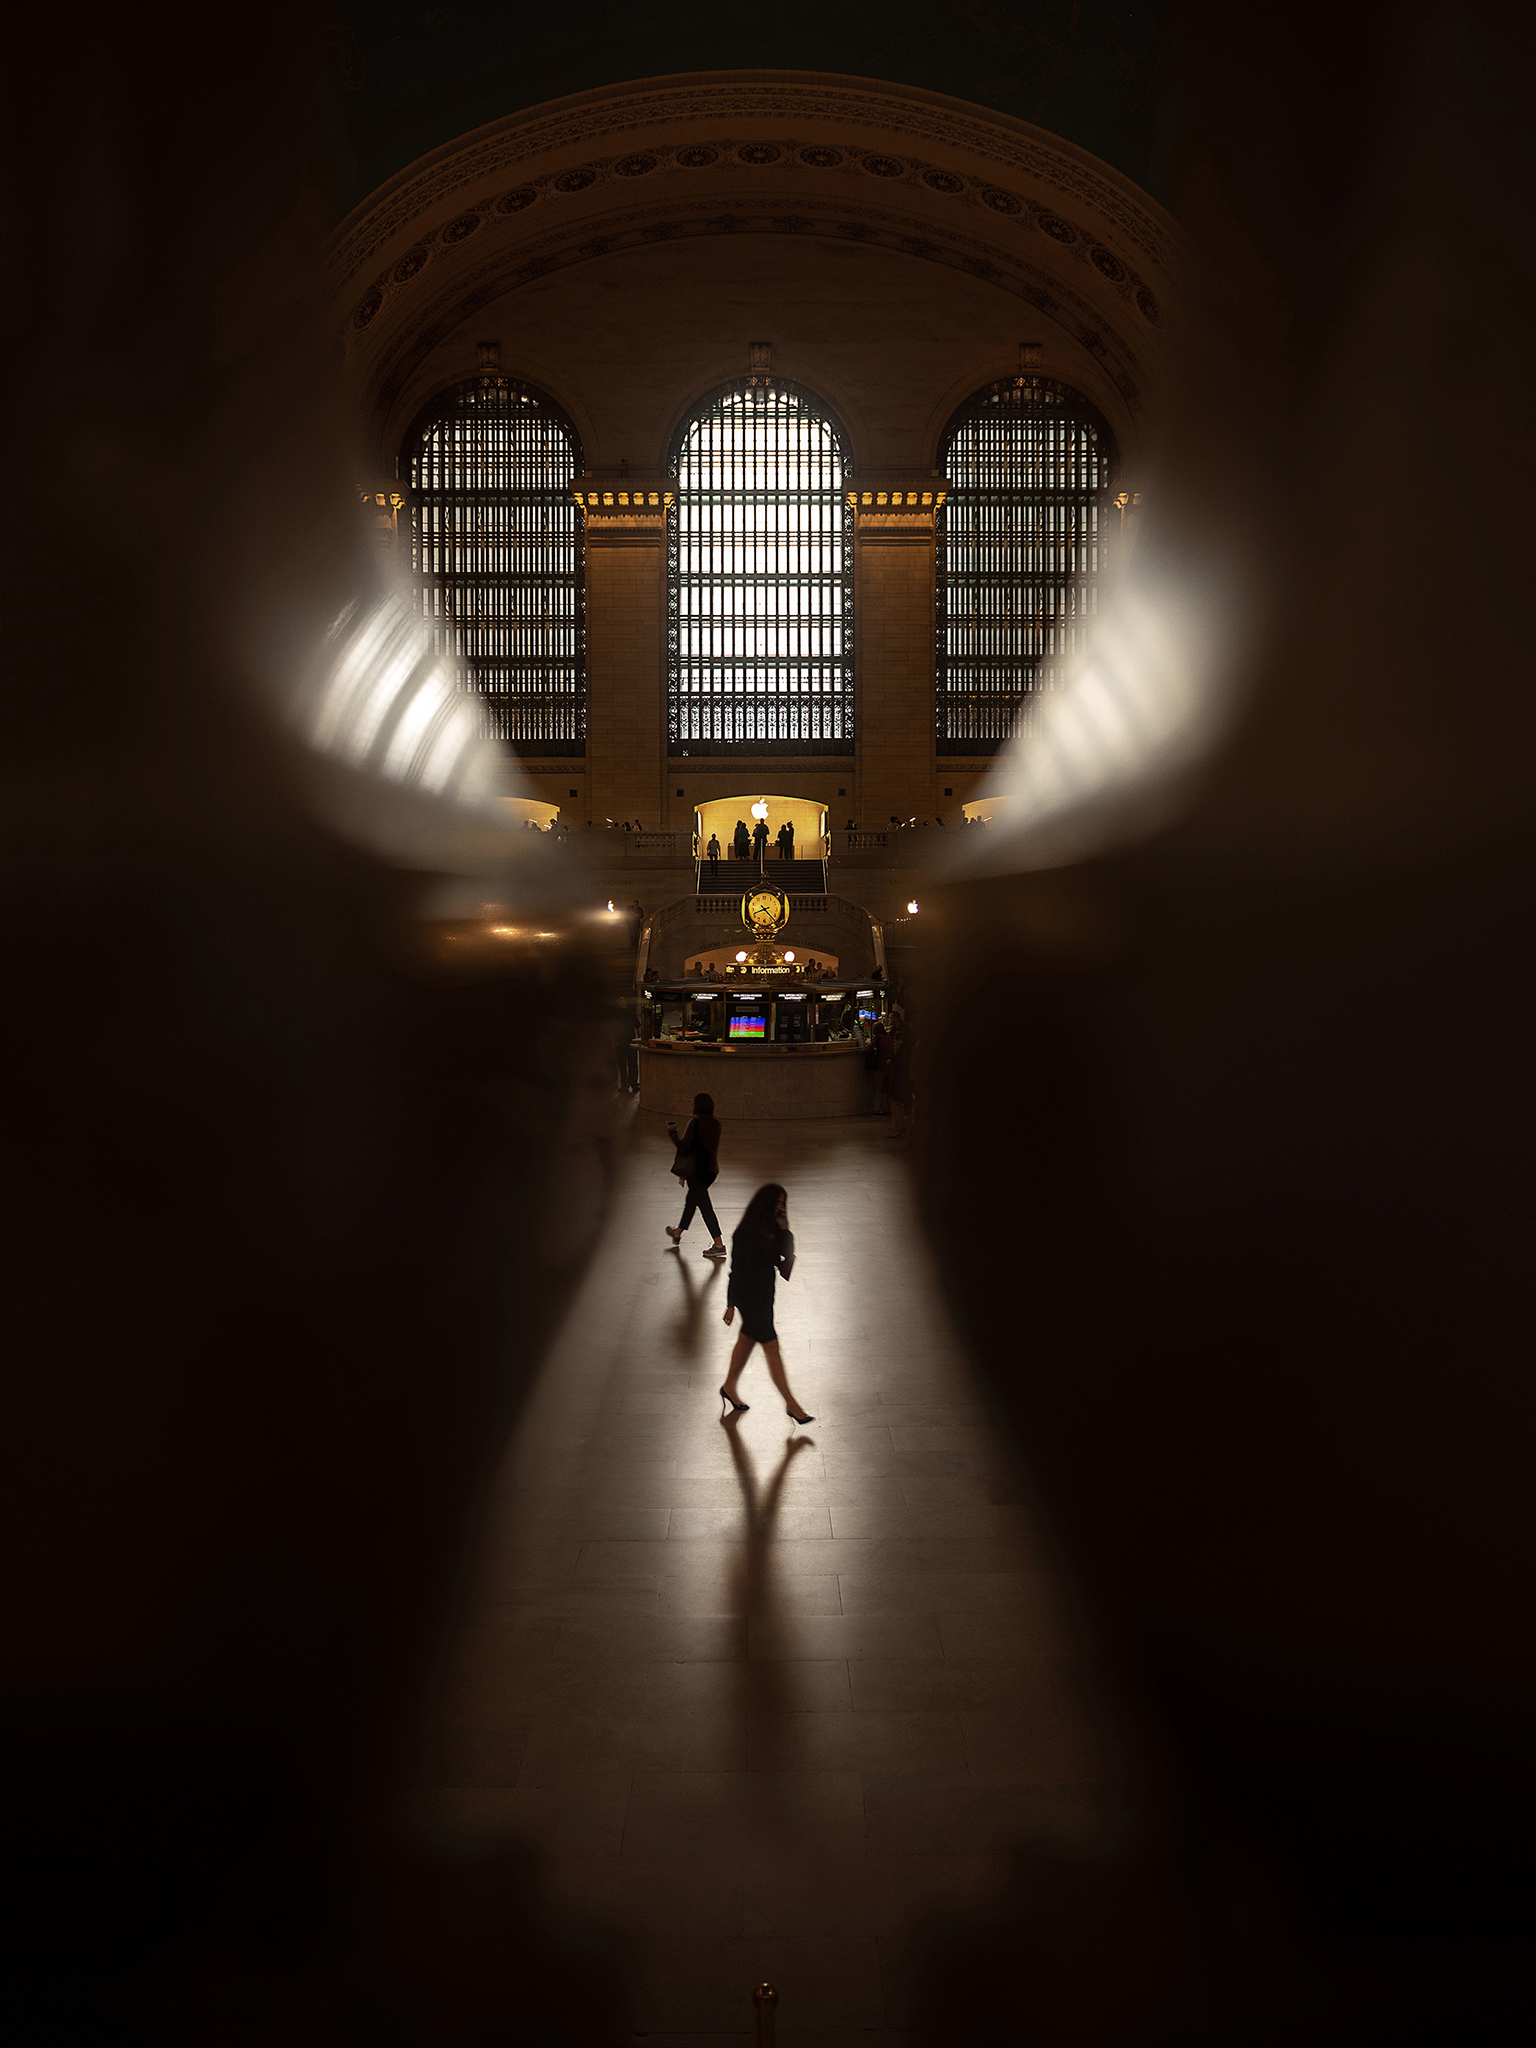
[327,72,1187,464]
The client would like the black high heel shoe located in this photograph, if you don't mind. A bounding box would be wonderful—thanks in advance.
[786,1407,814,1426]
[719,1387,749,1414]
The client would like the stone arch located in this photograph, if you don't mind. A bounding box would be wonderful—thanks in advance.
[329,72,1183,475]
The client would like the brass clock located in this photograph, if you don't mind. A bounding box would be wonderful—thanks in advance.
[742,885,790,937]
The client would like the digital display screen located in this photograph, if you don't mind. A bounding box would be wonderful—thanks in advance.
[857,1005,878,1024]
[728,1014,765,1040]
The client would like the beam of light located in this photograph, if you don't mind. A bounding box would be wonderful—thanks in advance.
[949,553,1246,876]
[301,591,521,817]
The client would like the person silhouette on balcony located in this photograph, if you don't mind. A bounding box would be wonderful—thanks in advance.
[780,819,795,860]
[752,814,769,867]
[706,832,721,881]
[734,819,751,860]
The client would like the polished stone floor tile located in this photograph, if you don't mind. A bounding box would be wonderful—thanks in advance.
[430,1113,1108,2037]
[518,1709,747,1781]
[631,1933,885,2034]
[622,1768,869,1855]
[433,1723,534,1787]
[428,1772,633,1857]
[859,1772,1099,1857]
[747,1612,945,1663]
[539,1853,746,1937]
[644,1656,855,1716]
[746,1708,966,1775]
[551,1613,746,1663]
[847,1656,1056,1716]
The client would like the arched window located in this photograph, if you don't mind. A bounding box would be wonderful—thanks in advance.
[401,372,583,756]
[668,381,852,755]
[936,377,1117,754]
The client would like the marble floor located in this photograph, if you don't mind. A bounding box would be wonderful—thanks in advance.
[430,1112,1109,2042]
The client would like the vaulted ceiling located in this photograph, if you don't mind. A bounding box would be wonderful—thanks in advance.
[329,72,1183,476]
[334,1,1170,215]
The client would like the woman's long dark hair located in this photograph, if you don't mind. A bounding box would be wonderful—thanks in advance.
[735,1183,786,1242]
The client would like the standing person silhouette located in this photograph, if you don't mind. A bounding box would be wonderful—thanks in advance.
[782,817,795,860]
[665,1094,726,1258]
[719,1184,813,1424]
[752,813,769,868]
[706,831,721,881]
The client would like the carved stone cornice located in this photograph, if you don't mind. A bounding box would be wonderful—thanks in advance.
[573,479,673,545]
[847,479,948,544]
[359,481,407,560]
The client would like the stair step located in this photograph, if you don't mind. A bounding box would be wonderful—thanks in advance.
[697,859,827,893]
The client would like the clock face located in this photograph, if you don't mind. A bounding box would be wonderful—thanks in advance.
[744,884,790,937]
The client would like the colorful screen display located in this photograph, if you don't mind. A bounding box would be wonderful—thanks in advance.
[857,1005,878,1024]
[728,1014,765,1040]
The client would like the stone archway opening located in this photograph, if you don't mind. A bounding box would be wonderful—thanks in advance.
[693,793,828,886]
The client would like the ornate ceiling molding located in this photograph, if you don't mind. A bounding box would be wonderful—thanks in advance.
[359,184,1155,442]
[328,74,1188,467]
[327,75,1184,301]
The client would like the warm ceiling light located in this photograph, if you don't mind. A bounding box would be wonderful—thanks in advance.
[735,950,747,962]
[783,950,795,961]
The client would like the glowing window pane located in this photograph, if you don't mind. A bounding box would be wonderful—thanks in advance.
[668,384,852,756]
[400,379,585,757]
[936,379,1117,755]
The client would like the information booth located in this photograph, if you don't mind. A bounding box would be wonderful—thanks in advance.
[636,976,889,1119]
[637,876,888,1117]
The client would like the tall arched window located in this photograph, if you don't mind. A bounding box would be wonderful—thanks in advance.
[401,372,584,756]
[668,381,852,755]
[936,377,1116,753]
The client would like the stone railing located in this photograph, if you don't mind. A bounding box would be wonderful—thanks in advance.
[646,893,880,980]
[843,831,888,851]
[632,831,678,853]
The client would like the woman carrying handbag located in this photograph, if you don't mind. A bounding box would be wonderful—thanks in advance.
[665,1092,726,1258]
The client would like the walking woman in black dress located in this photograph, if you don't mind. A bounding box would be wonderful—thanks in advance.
[719,1183,814,1423]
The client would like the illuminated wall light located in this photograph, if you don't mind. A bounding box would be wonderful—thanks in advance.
[907,899,920,914]
[735,950,748,962]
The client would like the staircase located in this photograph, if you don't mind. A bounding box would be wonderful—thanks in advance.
[697,855,828,895]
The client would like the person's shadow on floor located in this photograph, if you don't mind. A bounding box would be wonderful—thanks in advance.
[719,1412,815,1633]
[664,1242,723,1362]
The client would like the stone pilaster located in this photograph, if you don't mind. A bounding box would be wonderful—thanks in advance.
[850,479,948,830]
[575,479,672,829]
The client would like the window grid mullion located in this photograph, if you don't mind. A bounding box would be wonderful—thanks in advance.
[668,382,852,756]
